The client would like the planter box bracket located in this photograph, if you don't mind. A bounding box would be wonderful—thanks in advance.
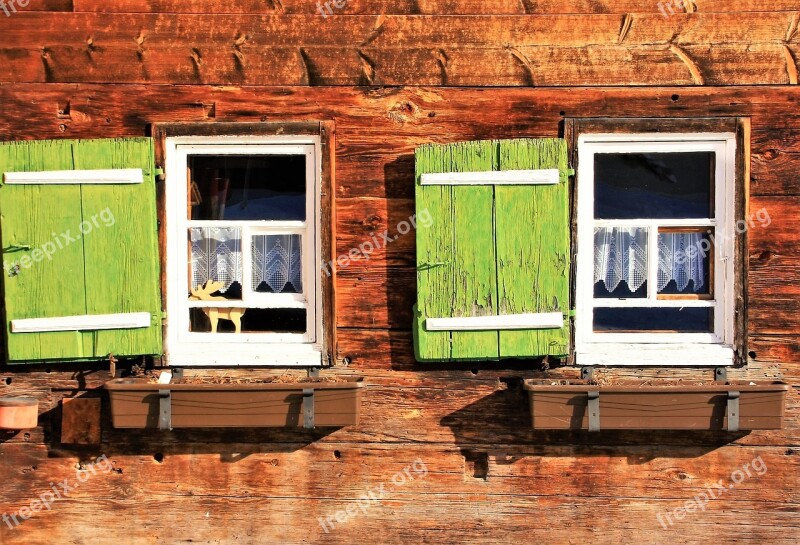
[587,391,600,432]
[303,388,315,429]
[727,390,740,432]
[159,389,172,431]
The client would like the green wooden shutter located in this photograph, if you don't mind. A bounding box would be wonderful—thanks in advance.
[414,138,570,362]
[0,138,162,363]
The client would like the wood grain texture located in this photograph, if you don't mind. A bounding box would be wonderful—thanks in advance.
[60,396,101,444]
[495,139,569,357]
[448,143,497,360]
[0,141,91,361]
[66,0,800,14]
[72,138,163,358]
[0,13,799,85]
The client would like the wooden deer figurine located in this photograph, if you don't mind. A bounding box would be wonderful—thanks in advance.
[189,280,246,334]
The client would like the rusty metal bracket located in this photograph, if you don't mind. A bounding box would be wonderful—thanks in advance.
[587,391,600,432]
[727,390,740,432]
[303,388,315,429]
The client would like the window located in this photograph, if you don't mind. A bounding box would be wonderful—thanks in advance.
[161,124,334,367]
[575,132,739,366]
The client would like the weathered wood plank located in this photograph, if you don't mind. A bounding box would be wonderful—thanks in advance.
[1,441,798,544]
[449,142,498,360]
[0,492,797,544]
[0,141,92,361]
[68,0,800,14]
[495,139,570,358]
[2,0,72,11]
[1,85,800,142]
[1,444,797,505]
[2,44,796,86]
[0,14,798,85]
[7,13,798,48]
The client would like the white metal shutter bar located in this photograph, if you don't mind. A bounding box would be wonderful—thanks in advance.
[3,169,144,185]
[425,312,563,331]
[420,169,559,186]
[11,312,152,333]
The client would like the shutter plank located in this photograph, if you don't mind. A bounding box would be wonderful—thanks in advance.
[0,141,92,361]
[496,139,570,357]
[74,138,162,358]
[450,141,499,360]
[414,145,455,361]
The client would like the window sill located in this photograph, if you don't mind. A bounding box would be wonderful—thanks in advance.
[575,343,734,366]
[164,345,323,367]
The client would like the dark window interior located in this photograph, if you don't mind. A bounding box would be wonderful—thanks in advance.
[594,152,714,219]
[188,155,306,221]
[190,308,307,334]
[593,307,713,333]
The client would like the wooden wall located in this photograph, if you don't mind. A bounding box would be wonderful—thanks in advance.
[0,3,799,544]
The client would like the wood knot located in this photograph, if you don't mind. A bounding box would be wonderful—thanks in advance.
[755,250,775,264]
[136,32,146,59]
[362,214,383,230]
[388,100,422,123]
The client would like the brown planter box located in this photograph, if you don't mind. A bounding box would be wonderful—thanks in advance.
[523,380,789,431]
[106,378,364,429]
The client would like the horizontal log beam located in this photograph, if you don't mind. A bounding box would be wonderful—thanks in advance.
[66,0,800,14]
[0,14,799,85]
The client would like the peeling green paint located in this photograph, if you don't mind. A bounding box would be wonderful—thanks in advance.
[0,138,162,363]
[414,138,570,362]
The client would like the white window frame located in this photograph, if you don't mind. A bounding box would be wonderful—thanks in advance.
[164,135,323,366]
[575,133,737,367]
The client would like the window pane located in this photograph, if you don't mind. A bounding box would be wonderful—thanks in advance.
[658,231,711,295]
[188,155,306,221]
[252,235,303,294]
[190,227,242,301]
[594,152,713,219]
[593,307,713,332]
[190,308,306,334]
[594,227,647,297]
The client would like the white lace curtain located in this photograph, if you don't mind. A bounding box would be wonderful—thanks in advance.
[594,227,705,293]
[191,227,242,293]
[252,234,303,293]
[190,228,302,294]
